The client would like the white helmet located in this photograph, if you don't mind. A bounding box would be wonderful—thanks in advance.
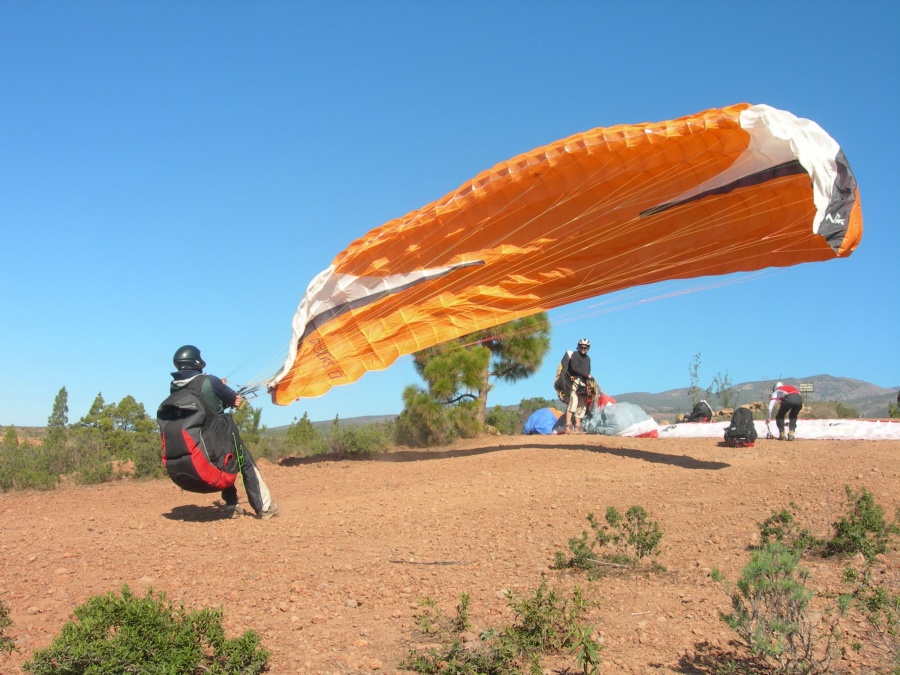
[577,338,590,349]
[773,381,784,392]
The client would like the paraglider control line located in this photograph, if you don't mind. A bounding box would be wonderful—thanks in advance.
[235,385,261,407]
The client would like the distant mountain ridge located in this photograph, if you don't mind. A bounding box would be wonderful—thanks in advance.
[614,374,898,420]
[303,375,897,430]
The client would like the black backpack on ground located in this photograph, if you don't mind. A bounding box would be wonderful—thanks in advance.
[724,407,758,447]
[157,375,240,493]
[686,400,713,422]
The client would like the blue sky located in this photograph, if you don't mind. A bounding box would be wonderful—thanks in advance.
[2,1,898,429]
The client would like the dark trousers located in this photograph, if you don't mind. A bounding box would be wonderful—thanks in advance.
[775,393,803,433]
[221,424,268,514]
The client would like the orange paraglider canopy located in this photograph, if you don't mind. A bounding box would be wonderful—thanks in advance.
[268,103,862,405]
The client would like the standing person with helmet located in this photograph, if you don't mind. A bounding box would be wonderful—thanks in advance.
[166,345,280,519]
[564,338,592,434]
[766,381,803,441]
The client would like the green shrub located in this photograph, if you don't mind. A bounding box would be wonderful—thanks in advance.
[503,582,590,655]
[518,397,559,422]
[834,402,860,419]
[253,433,302,462]
[1,426,20,450]
[554,529,596,572]
[0,599,16,654]
[845,563,900,672]
[23,585,268,675]
[718,541,848,673]
[0,444,58,492]
[281,412,323,457]
[75,457,114,485]
[327,421,394,455]
[446,400,483,439]
[411,593,472,642]
[825,486,899,561]
[555,506,663,573]
[0,424,164,492]
[402,582,601,675]
[131,433,166,479]
[485,405,521,435]
[603,506,663,562]
[396,386,457,447]
[397,387,482,447]
[757,503,824,554]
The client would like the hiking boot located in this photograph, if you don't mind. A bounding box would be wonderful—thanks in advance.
[787,430,795,441]
[778,432,786,441]
[260,501,280,520]
[225,505,246,519]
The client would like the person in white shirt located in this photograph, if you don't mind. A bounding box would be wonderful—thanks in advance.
[766,382,803,441]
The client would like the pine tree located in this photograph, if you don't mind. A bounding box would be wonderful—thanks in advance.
[111,396,154,433]
[233,404,265,445]
[2,426,19,450]
[46,386,69,450]
[411,312,551,423]
[78,393,114,432]
[284,412,319,453]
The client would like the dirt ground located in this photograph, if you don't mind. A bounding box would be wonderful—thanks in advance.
[1,435,898,674]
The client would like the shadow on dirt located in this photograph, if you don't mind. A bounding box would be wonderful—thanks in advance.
[161,504,230,522]
[579,444,729,470]
[280,443,729,471]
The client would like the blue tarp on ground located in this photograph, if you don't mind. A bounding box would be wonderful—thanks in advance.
[522,408,562,435]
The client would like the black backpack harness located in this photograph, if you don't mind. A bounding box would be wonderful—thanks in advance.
[157,375,242,493]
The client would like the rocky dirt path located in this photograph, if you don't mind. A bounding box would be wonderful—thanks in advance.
[1,435,898,673]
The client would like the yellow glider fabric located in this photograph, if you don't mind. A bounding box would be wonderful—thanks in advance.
[268,103,862,405]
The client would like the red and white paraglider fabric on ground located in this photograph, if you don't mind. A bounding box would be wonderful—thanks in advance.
[657,419,900,441]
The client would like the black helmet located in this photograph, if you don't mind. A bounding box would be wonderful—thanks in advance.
[173,345,206,371]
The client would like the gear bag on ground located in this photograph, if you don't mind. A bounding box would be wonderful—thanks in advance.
[724,407,758,447]
[157,375,240,493]
[686,400,714,422]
